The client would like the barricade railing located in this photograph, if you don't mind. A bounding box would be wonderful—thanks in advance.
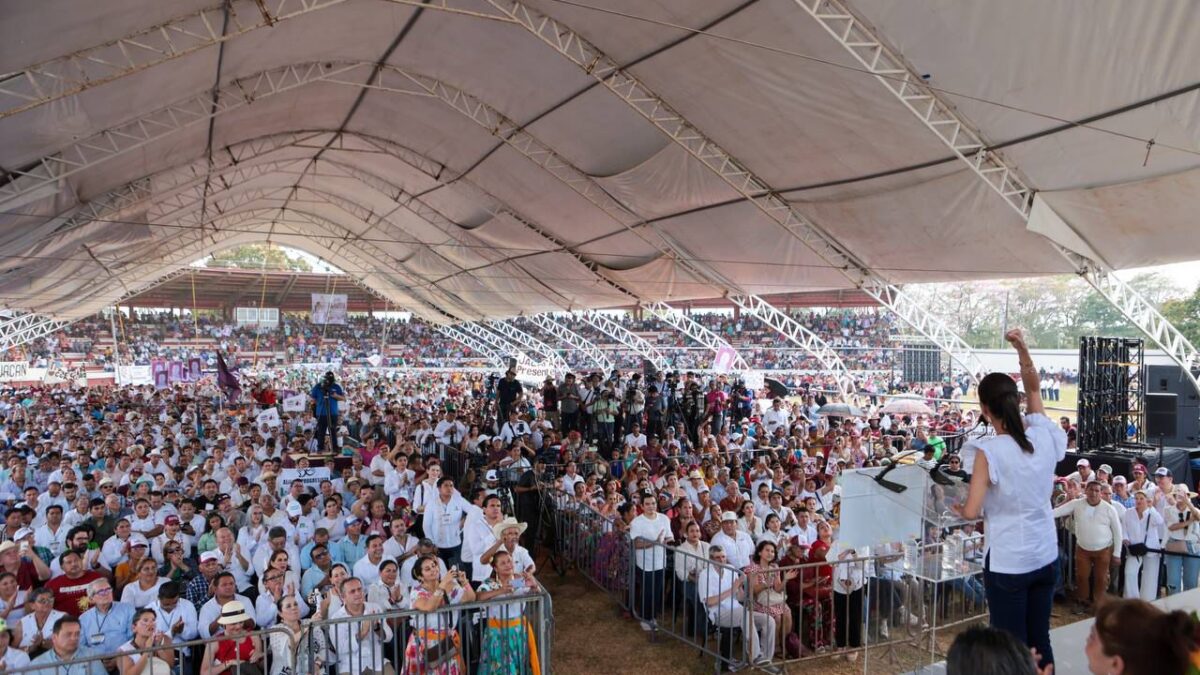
[9,590,552,675]
[548,487,989,671]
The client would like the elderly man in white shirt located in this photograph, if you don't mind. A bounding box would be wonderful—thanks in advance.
[762,399,790,438]
[1052,480,1123,611]
[710,511,755,570]
[698,545,778,672]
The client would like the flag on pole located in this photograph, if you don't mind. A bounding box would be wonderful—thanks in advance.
[216,352,241,399]
[282,394,307,413]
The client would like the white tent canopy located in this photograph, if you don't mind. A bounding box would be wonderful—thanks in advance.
[1,0,1198,326]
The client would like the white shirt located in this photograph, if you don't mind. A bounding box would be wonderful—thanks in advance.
[382,535,418,563]
[146,600,198,650]
[1051,498,1123,552]
[629,513,672,570]
[711,529,755,570]
[962,412,1067,574]
[674,539,711,582]
[198,593,252,639]
[623,433,648,450]
[424,493,469,549]
[697,564,742,619]
[120,578,167,607]
[34,523,68,558]
[1165,505,1200,543]
[331,602,393,673]
[352,554,391,586]
[763,408,790,436]
[461,515,500,583]
[1122,507,1168,550]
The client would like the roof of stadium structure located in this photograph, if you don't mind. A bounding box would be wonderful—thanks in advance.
[2,1,1198,324]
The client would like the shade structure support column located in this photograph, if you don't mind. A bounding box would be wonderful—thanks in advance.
[795,0,1199,388]
[728,295,853,399]
[435,325,507,369]
[644,301,748,372]
[578,311,669,372]
[522,315,613,373]
[486,320,569,372]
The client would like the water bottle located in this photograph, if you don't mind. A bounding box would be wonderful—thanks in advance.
[903,538,920,571]
[943,532,963,574]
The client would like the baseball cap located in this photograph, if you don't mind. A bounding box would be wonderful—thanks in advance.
[1099,464,1113,474]
[13,527,33,540]
[1076,458,1089,467]
[485,470,498,482]
[286,502,302,517]
[200,551,221,563]
[1155,467,1171,477]
[129,534,149,548]
[1113,475,1128,485]
[720,511,737,523]
[164,515,180,526]
[344,516,359,528]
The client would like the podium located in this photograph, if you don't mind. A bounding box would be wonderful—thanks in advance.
[839,462,987,673]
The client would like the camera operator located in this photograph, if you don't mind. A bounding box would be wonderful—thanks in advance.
[498,410,531,446]
[514,457,548,549]
[730,377,754,425]
[496,369,523,423]
[310,371,345,454]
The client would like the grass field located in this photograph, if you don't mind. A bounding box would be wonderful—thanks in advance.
[956,383,1078,423]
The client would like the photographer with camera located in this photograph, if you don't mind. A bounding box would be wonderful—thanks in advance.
[310,371,345,454]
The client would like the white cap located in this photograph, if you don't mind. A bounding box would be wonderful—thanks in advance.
[129,534,149,548]
[485,470,498,482]
[1099,464,1113,474]
[1155,467,1171,477]
[1076,458,1090,467]
[200,551,221,563]
[286,502,302,517]
[720,511,737,523]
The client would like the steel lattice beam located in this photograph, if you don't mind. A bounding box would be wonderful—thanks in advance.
[729,295,853,398]
[0,313,72,352]
[796,0,1199,387]
[485,0,986,381]
[522,315,613,372]
[644,302,749,371]
[451,322,534,364]
[486,320,569,372]
[434,325,507,368]
[579,311,669,372]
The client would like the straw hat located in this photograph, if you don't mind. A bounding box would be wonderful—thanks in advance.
[218,600,252,626]
[491,517,527,540]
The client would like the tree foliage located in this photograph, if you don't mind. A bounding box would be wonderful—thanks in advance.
[909,273,1188,349]
[206,245,312,272]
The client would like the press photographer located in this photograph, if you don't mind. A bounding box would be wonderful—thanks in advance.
[309,371,345,453]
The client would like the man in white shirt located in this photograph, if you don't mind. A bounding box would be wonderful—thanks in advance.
[698,545,778,671]
[762,398,790,438]
[351,535,391,586]
[710,511,755,570]
[1052,480,1123,611]
[424,477,469,567]
[629,492,672,631]
[497,411,531,446]
[331,577,392,675]
[1065,458,1094,486]
[34,504,68,559]
[461,494,506,584]
[623,423,648,451]
[433,410,468,447]
[147,581,198,659]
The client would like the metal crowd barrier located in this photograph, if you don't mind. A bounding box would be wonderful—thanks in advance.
[9,591,553,675]
[549,487,988,671]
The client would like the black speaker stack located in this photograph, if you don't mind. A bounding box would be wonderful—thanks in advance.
[1145,364,1200,446]
[902,342,944,384]
[1077,336,1145,453]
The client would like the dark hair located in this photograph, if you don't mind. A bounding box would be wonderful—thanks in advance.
[751,540,777,564]
[131,607,156,627]
[268,526,287,540]
[1094,598,1198,675]
[158,581,181,600]
[482,494,501,509]
[53,616,81,634]
[946,625,1036,675]
[411,554,441,581]
[977,372,1033,453]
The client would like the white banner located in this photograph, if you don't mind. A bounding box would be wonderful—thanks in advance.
[310,293,348,325]
[366,354,383,368]
[256,407,281,428]
[282,394,307,413]
[278,467,331,496]
[115,365,153,386]
[514,353,560,384]
[45,365,86,384]
[741,370,765,391]
[0,362,29,381]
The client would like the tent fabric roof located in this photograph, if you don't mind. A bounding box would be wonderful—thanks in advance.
[1,0,1198,324]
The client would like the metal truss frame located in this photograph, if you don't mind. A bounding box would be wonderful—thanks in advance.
[578,311,669,372]
[451,322,532,364]
[0,0,515,121]
[487,0,986,380]
[0,313,72,352]
[644,302,749,372]
[434,325,507,369]
[485,320,569,372]
[796,0,1200,387]
[729,295,853,398]
[522,314,613,373]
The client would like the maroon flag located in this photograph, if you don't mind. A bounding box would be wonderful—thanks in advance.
[216,352,241,399]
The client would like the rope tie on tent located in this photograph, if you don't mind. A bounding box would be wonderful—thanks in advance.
[1143,138,1156,167]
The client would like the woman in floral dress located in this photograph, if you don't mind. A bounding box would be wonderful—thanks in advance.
[404,554,475,674]
[475,550,542,675]
[744,540,797,659]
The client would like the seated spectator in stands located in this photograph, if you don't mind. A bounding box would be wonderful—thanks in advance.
[199,600,263,675]
[11,588,63,657]
[28,615,106,675]
[45,550,104,617]
[698,545,779,673]
[115,607,176,674]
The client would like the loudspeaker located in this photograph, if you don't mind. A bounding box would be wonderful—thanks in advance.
[1146,392,1179,439]
[1147,365,1200,405]
[903,343,942,384]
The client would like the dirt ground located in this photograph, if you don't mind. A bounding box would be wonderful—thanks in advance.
[543,569,1082,674]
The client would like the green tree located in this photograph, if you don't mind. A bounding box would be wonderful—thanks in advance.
[1074,272,1182,339]
[1162,284,1200,348]
[206,245,312,272]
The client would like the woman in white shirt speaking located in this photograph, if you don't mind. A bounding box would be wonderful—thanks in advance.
[958,329,1067,670]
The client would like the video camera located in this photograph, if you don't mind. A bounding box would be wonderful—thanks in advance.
[320,371,336,393]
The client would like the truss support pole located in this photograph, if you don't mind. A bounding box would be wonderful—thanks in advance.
[453,322,535,364]
[0,313,72,353]
[644,302,749,371]
[794,0,1200,389]
[489,0,986,383]
[486,321,569,373]
[729,296,853,399]
[435,325,507,369]
[522,315,613,372]
[579,311,669,372]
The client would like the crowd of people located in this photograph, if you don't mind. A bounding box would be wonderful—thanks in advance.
[0,334,1191,674]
